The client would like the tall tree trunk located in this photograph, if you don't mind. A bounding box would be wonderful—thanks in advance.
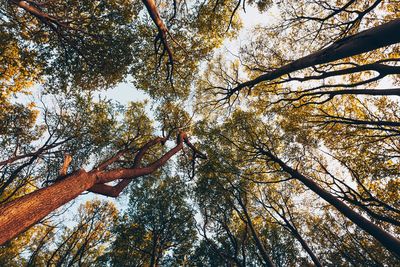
[149,233,159,267]
[0,133,200,245]
[237,197,275,267]
[0,169,95,245]
[287,224,322,267]
[259,148,400,258]
[230,18,400,95]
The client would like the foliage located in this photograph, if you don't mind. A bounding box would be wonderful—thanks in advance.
[1,0,400,265]
[106,174,197,266]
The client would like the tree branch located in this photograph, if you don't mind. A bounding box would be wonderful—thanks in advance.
[221,18,400,102]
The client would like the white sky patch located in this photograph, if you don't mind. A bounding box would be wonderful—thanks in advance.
[99,80,148,105]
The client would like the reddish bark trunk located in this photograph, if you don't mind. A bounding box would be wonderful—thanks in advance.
[0,169,95,244]
[0,133,200,245]
[9,0,64,27]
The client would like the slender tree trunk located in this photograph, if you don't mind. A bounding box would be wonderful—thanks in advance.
[259,149,400,257]
[149,234,158,267]
[238,197,275,267]
[230,18,400,95]
[288,225,322,267]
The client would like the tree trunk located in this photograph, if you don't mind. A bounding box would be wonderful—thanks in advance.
[149,233,159,267]
[0,169,95,245]
[288,225,322,267]
[0,133,198,245]
[259,148,400,257]
[230,18,400,95]
[237,197,275,267]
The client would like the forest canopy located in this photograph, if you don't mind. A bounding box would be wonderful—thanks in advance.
[1,0,400,266]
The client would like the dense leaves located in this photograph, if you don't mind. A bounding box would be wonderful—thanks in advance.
[106,174,197,266]
[1,0,399,265]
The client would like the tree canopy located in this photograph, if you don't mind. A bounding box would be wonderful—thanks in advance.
[1,0,400,265]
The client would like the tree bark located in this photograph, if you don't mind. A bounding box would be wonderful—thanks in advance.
[149,233,160,267]
[259,148,400,257]
[8,0,65,28]
[0,169,95,245]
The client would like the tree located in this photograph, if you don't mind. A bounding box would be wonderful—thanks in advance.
[194,126,305,266]
[193,109,400,258]
[106,174,197,266]
[43,200,118,266]
[0,183,55,266]
[2,0,138,91]
[2,0,241,98]
[1,0,400,264]
[190,239,228,267]
[0,91,206,244]
[0,130,203,244]
[193,0,400,263]
[254,183,322,267]
[0,199,117,266]
[199,17,400,106]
